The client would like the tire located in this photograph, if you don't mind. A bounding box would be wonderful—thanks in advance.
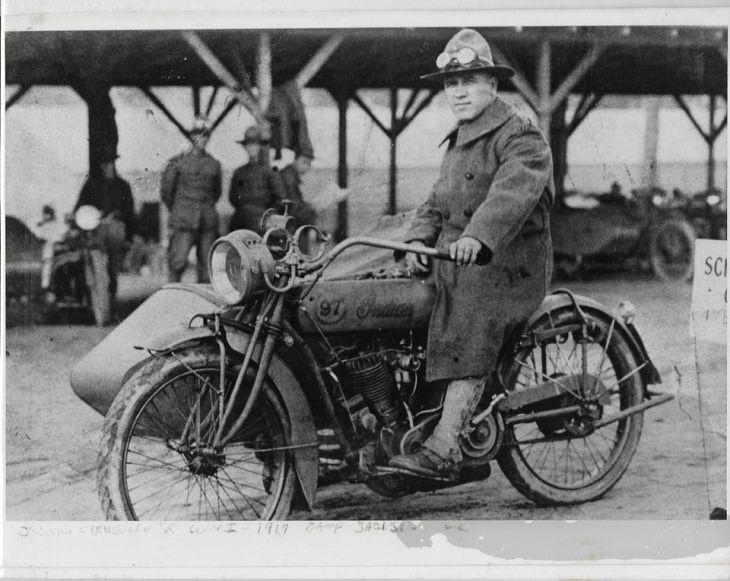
[97,346,297,520]
[649,219,696,282]
[497,308,644,505]
[86,249,111,326]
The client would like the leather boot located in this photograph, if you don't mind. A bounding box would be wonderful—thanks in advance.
[389,377,484,479]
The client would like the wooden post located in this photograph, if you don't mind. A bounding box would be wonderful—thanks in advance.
[643,97,660,189]
[549,100,568,197]
[76,81,118,175]
[336,88,349,241]
[537,40,552,136]
[708,94,716,190]
[389,86,398,215]
[257,32,273,114]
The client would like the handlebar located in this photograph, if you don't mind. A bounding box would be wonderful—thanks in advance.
[298,236,490,276]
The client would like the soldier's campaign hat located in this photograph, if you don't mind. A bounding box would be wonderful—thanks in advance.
[237,126,263,145]
[190,116,211,136]
[421,28,514,81]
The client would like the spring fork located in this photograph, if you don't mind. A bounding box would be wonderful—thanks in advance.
[212,292,276,447]
[215,293,286,448]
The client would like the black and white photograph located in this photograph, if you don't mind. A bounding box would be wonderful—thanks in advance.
[2,1,729,577]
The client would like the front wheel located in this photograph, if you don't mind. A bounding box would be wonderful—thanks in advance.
[497,308,644,505]
[97,346,297,520]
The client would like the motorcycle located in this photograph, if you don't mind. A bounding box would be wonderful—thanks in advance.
[44,205,116,327]
[679,188,727,241]
[551,186,697,281]
[73,210,674,520]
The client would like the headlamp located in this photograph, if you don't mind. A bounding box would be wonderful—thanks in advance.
[208,230,275,305]
[74,205,102,231]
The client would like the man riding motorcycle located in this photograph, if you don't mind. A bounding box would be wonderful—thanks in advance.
[390,28,555,480]
[74,146,136,300]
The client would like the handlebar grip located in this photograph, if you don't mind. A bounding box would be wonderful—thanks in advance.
[433,246,492,266]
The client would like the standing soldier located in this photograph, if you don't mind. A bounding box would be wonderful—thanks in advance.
[160,117,222,283]
[390,29,554,480]
[228,126,286,233]
[277,146,318,228]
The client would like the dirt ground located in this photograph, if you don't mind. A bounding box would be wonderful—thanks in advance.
[4,270,726,521]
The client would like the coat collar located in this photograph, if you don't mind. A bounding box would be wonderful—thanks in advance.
[439,95,515,148]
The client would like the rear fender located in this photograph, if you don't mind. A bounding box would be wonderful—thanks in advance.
[503,290,661,392]
[141,325,319,511]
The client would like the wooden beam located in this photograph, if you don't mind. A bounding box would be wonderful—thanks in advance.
[229,43,254,92]
[139,86,193,142]
[192,86,201,117]
[398,88,439,136]
[673,94,711,143]
[205,86,219,117]
[181,31,264,125]
[352,91,390,137]
[209,95,238,133]
[257,32,273,114]
[5,84,31,110]
[567,93,603,136]
[336,87,349,241]
[296,34,344,88]
[490,42,539,111]
[401,88,421,123]
[712,113,727,140]
[550,45,604,113]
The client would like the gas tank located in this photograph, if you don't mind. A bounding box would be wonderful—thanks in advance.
[295,277,435,334]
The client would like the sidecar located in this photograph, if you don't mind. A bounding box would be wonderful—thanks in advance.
[551,187,696,281]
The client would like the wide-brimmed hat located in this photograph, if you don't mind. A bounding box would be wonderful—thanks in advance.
[237,126,263,145]
[421,28,514,81]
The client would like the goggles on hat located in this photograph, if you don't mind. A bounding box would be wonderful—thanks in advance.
[435,47,481,70]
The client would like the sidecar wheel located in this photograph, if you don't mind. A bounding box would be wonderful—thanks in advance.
[649,219,696,282]
[97,346,297,520]
[497,308,644,505]
[86,249,111,326]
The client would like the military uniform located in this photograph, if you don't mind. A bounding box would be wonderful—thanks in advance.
[228,162,285,232]
[160,149,221,282]
[405,95,554,382]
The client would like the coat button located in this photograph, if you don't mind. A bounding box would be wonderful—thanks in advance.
[465,172,474,180]
[443,210,451,220]
[464,208,473,218]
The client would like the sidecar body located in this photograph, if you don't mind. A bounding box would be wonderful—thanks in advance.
[551,192,647,260]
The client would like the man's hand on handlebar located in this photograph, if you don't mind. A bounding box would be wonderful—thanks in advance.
[450,236,485,266]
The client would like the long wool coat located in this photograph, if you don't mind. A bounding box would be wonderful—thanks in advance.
[405,96,555,382]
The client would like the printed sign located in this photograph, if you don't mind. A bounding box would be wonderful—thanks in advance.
[690,239,728,344]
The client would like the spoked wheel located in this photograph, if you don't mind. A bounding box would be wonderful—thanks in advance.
[497,308,644,505]
[97,346,296,520]
[649,219,696,282]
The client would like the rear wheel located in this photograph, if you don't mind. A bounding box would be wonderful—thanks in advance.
[497,308,644,505]
[97,346,296,520]
[649,219,695,281]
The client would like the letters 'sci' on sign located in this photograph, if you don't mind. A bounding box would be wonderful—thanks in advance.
[690,239,728,344]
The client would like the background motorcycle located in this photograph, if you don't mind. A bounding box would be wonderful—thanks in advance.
[73,212,673,520]
[44,205,116,326]
[552,186,696,281]
[678,188,727,241]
